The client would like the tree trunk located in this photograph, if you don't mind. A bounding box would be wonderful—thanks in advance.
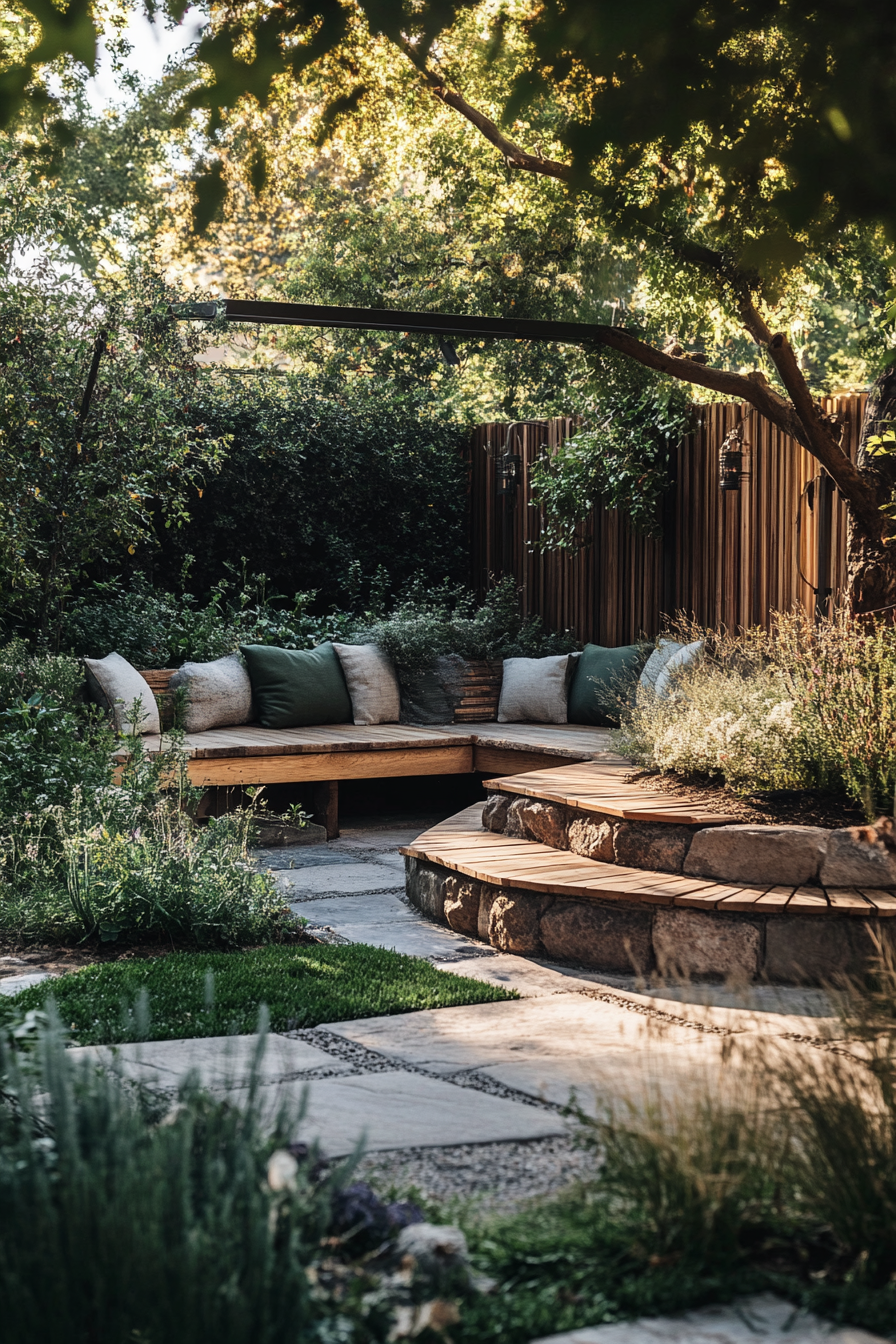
[848,362,896,615]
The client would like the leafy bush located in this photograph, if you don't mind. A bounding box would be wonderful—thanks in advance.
[614,610,896,813]
[1,742,289,948]
[152,375,469,613]
[3,943,516,1043]
[0,266,224,643]
[352,578,578,679]
[62,568,361,666]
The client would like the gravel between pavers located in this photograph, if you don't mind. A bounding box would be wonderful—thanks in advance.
[355,1134,591,1213]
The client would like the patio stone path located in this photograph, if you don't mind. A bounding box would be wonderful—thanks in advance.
[531,1292,887,1343]
[10,817,843,1190]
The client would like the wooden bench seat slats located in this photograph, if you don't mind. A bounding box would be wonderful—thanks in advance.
[401,807,888,917]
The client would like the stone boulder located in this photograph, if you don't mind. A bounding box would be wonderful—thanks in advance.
[819,828,896,888]
[481,794,510,833]
[653,907,761,982]
[683,824,828,886]
[613,821,693,874]
[503,797,529,838]
[567,813,615,862]
[539,898,653,972]
[516,799,569,849]
[442,876,482,938]
[406,859,447,923]
[487,890,547,954]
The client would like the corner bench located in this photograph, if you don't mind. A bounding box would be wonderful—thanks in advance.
[132,722,624,837]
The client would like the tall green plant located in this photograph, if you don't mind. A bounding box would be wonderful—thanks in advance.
[0,1014,379,1344]
[0,264,225,642]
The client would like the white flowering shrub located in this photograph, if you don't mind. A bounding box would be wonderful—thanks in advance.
[614,623,829,796]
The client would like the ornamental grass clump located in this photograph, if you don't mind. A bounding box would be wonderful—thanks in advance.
[614,618,826,796]
[615,609,896,814]
[547,941,896,1338]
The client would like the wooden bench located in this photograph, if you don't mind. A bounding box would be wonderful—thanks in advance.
[131,722,623,837]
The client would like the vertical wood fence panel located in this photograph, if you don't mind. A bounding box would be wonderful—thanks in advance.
[469,397,865,642]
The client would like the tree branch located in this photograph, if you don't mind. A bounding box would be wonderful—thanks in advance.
[591,326,808,440]
[766,332,880,529]
[396,42,884,535]
[399,38,573,182]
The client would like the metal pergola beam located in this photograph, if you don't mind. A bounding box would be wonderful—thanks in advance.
[173,298,601,344]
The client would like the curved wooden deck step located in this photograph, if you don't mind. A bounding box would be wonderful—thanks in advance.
[484,760,742,826]
[400,805,896,918]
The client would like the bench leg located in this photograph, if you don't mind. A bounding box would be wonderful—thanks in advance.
[312,780,339,839]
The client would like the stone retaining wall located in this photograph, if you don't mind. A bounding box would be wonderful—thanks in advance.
[406,856,889,985]
[484,792,896,888]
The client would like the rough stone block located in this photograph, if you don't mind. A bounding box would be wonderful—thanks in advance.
[482,794,510,833]
[683,825,828,886]
[443,876,482,938]
[504,797,528,839]
[652,907,760,982]
[764,915,877,984]
[487,890,548,954]
[567,813,615,862]
[405,859,447,924]
[477,885,501,941]
[614,822,693,874]
[518,800,569,849]
[539,899,653,973]
[820,828,896,888]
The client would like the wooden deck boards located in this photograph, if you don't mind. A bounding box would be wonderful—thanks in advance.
[401,806,889,917]
[483,760,741,826]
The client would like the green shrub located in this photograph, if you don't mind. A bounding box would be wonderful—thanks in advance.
[62,568,360,665]
[0,1015,392,1344]
[353,578,577,679]
[153,375,469,612]
[0,723,290,948]
[0,639,85,709]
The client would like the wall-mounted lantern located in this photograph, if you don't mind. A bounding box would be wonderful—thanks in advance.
[496,451,521,498]
[719,420,751,492]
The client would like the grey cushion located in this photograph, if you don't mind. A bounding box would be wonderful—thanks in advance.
[168,653,254,732]
[639,639,684,692]
[497,654,573,724]
[332,643,400,725]
[654,639,704,698]
[83,652,160,735]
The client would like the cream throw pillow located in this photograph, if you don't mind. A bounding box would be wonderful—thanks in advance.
[168,653,254,732]
[332,643,401,724]
[497,654,572,724]
[83,652,161,735]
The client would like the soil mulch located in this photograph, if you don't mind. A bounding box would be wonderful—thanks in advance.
[626,770,865,830]
[0,929,318,982]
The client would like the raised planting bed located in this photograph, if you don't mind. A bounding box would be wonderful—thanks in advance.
[400,762,896,986]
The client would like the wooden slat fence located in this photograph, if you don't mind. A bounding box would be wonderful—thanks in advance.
[469,397,865,644]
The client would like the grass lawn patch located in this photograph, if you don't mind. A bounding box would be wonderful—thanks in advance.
[1,944,516,1044]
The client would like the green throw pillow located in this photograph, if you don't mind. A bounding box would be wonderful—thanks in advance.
[240,643,352,729]
[568,643,646,726]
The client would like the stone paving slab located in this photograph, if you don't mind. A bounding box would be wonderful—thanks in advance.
[286,1069,565,1154]
[257,848,375,870]
[0,971,51,996]
[321,996,709,1074]
[530,1292,887,1343]
[275,862,405,895]
[71,1034,350,1087]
